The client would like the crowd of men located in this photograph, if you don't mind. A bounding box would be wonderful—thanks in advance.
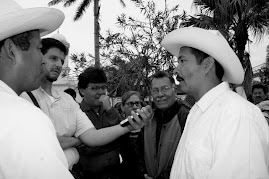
[1,1,269,179]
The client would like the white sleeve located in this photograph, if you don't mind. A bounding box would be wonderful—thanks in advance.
[72,99,94,137]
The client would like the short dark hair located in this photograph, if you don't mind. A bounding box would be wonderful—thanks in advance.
[121,91,142,105]
[0,30,36,51]
[78,66,107,90]
[150,71,175,86]
[252,83,267,94]
[189,47,224,81]
[64,88,76,99]
[41,38,68,56]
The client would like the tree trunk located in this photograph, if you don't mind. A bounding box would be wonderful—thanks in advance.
[234,26,253,97]
[94,0,100,68]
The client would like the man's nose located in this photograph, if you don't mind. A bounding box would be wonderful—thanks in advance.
[173,65,180,75]
[55,59,63,67]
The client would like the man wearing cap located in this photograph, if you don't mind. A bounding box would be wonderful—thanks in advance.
[0,0,75,178]
[21,36,152,175]
[161,27,269,178]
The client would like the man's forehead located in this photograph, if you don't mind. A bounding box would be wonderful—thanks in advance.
[177,47,193,57]
[254,88,265,92]
[152,77,171,87]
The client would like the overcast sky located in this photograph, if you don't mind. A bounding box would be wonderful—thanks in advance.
[14,0,269,68]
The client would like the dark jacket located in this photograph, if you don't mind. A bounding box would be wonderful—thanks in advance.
[136,100,190,179]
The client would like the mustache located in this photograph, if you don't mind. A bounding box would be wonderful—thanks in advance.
[176,75,184,81]
[51,67,61,73]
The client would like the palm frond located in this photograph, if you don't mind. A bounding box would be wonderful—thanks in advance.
[119,0,126,8]
[64,0,77,7]
[74,0,92,21]
[48,0,64,6]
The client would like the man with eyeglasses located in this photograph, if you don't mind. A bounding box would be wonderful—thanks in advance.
[136,71,190,179]
[77,66,127,179]
[21,38,152,179]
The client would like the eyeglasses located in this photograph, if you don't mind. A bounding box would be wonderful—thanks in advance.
[151,86,172,95]
[125,101,142,107]
[87,85,108,91]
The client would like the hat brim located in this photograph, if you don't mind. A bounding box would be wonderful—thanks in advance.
[161,27,244,84]
[0,7,64,41]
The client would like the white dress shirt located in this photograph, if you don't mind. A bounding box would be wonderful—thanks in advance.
[170,82,269,179]
[0,81,73,179]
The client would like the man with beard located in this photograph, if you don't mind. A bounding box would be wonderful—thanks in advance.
[161,27,269,178]
[21,37,152,176]
[136,71,190,179]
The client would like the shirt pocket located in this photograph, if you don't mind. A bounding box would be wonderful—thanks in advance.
[185,142,213,178]
[56,106,76,136]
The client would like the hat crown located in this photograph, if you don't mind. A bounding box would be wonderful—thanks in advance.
[51,33,70,49]
[0,0,22,15]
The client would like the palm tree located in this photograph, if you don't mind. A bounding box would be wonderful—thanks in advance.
[180,0,269,96]
[48,0,126,68]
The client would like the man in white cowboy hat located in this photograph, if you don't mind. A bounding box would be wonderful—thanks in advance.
[0,0,74,178]
[161,27,269,178]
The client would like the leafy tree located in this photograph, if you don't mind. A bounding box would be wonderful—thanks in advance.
[68,53,95,77]
[257,65,269,86]
[48,0,126,68]
[98,0,183,98]
[178,0,269,96]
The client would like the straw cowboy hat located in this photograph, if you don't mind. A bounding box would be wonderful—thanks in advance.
[0,0,65,42]
[161,27,244,84]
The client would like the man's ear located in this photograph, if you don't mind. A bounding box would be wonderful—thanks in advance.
[3,39,17,65]
[79,88,85,97]
[120,104,124,112]
[202,56,215,74]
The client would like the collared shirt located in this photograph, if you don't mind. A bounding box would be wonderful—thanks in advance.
[30,87,94,137]
[21,87,94,169]
[170,82,269,179]
[0,81,73,179]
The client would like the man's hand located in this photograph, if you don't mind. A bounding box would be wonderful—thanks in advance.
[57,135,82,150]
[127,105,152,131]
[99,95,112,111]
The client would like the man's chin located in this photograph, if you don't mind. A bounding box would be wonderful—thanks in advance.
[156,103,168,110]
[46,76,58,83]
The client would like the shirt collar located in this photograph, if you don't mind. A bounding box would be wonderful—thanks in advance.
[197,82,230,112]
[0,80,18,96]
[80,99,104,114]
[39,86,60,99]
[80,99,92,111]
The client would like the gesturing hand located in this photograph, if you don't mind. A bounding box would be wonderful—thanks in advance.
[99,95,112,111]
[127,105,152,131]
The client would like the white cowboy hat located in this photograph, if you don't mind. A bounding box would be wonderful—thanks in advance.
[50,33,70,49]
[0,0,65,42]
[161,27,244,84]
